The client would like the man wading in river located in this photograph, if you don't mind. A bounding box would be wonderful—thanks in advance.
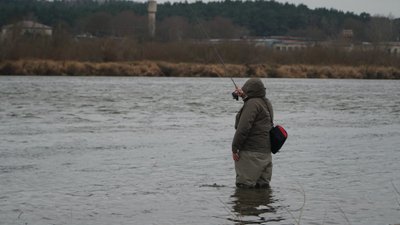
[232,78,273,188]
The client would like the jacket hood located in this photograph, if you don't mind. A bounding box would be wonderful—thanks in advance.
[242,78,266,99]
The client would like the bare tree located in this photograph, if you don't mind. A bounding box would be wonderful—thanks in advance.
[367,16,394,43]
[112,11,147,38]
[202,16,248,39]
[81,12,113,37]
[158,16,191,41]
[342,17,367,42]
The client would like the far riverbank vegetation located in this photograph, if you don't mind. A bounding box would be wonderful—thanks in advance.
[0,38,399,78]
[0,0,399,78]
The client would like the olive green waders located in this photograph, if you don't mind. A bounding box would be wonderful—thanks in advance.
[235,151,272,188]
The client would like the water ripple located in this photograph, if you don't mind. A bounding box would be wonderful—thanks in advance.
[0,77,399,225]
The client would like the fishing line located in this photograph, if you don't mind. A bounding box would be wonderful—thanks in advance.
[186,1,238,89]
[185,3,245,220]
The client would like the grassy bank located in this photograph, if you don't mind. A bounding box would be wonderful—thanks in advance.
[0,60,399,79]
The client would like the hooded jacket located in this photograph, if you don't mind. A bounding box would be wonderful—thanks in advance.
[232,78,273,153]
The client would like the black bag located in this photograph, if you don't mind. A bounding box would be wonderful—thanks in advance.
[264,102,288,154]
[270,125,288,154]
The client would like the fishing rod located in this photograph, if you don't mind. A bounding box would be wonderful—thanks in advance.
[187,2,240,100]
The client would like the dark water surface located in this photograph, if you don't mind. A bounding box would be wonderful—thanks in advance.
[1,76,399,225]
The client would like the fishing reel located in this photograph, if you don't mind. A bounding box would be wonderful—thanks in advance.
[232,91,239,101]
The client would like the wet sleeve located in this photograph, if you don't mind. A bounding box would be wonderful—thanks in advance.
[232,100,259,153]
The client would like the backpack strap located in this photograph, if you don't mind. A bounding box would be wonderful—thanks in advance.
[262,98,274,126]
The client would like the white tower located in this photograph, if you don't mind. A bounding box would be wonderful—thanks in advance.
[148,0,157,38]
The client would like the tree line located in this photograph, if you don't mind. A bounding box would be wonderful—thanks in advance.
[1,0,399,70]
[0,0,399,42]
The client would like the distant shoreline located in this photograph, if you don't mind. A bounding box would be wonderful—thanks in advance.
[0,60,399,79]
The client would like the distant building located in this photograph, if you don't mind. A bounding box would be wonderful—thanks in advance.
[319,40,354,51]
[1,20,52,38]
[206,36,315,51]
[268,36,315,51]
[148,0,157,38]
[205,36,400,55]
[341,29,354,40]
[382,42,400,55]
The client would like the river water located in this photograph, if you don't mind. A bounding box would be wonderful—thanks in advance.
[0,76,399,225]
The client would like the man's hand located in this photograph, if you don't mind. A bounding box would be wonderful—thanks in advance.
[234,88,245,97]
[232,152,240,161]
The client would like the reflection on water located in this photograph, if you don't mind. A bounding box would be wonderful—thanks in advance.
[230,188,282,224]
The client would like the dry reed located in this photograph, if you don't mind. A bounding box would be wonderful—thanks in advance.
[1,60,400,79]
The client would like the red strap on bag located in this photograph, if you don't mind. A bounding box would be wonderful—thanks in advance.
[277,125,288,138]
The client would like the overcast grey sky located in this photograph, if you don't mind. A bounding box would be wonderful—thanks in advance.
[272,0,400,18]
